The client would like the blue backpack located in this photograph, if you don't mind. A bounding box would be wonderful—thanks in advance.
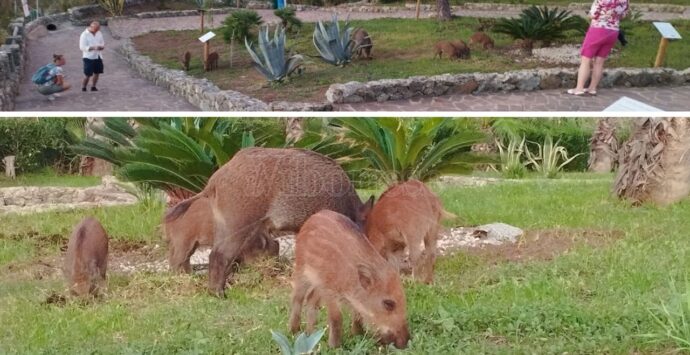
[31,63,56,85]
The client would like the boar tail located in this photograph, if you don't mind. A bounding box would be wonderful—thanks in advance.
[441,209,456,221]
[164,194,202,223]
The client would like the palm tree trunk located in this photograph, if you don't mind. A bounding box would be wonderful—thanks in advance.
[588,118,618,173]
[613,118,690,206]
[437,0,452,21]
[80,117,113,176]
[285,118,304,145]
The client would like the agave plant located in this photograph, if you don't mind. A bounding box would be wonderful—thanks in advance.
[332,118,492,184]
[495,135,528,179]
[245,26,304,83]
[313,14,357,66]
[271,329,326,355]
[525,135,582,179]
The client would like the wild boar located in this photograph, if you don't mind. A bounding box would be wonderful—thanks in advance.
[289,210,410,349]
[365,180,454,284]
[450,40,471,59]
[469,32,495,50]
[164,147,373,297]
[179,51,191,71]
[163,197,279,273]
[205,51,219,71]
[64,217,109,297]
[433,40,459,59]
[352,28,373,59]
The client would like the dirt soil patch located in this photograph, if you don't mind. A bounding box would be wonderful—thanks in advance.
[464,228,624,264]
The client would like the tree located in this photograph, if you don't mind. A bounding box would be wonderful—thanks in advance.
[437,0,452,21]
[613,118,690,206]
[588,118,618,173]
[79,117,113,177]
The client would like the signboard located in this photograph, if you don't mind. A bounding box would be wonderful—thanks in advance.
[603,97,664,113]
[22,0,30,17]
[653,22,682,40]
[198,31,216,43]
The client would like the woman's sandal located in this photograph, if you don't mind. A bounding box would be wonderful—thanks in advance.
[586,90,597,96]
[566,89,587,96]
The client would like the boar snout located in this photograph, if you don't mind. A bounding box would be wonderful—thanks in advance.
[378,325,410,349]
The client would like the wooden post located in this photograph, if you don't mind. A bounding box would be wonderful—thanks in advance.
[654,38,670,68]
[203,41,210,71]
[415,0,421,20]
[200,9,205,33]
[3,156,16,179]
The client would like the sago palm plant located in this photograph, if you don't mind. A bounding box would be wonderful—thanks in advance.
[332,118,491,184]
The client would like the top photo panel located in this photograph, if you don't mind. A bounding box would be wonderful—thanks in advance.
[1,0,689,113]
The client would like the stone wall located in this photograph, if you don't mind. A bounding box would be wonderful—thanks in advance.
[117,39,332,111]
[1,12,71,111]
[0,176,138,215]
[326,67,690,104]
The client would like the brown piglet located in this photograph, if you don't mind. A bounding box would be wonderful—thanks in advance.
[289,210,410,349]
[450,40,471,59]
[165,147,373,297]
[433,40,459,59]
[205,51,219,71]
[365,180,454,284]
[469,32,495,50]
[64,217,109,297]
[164,197,279,273]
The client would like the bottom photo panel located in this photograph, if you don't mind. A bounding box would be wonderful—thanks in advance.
[2,117,690,354]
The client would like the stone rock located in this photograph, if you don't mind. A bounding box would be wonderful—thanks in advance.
[539,74,563,90]
[473,223,524,245]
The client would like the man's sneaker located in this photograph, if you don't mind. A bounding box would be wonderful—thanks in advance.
[82,87,87,92]
[91,87,98,92]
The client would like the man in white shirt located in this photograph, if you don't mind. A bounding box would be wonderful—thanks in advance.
[79,21,105,92]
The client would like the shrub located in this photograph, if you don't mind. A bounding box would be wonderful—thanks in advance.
[274,7,302,32]
[221,10,263,43]
[97,0,125,16]
[0,118,83,174]
[332,118,492,184]
[494,6,587,54]
[642,278,690,352]
[245,26,304,83]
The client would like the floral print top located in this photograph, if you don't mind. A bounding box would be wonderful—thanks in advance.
[589,0,629,31]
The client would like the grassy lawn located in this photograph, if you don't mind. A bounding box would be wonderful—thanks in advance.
[1,174,689,353]
[0,168,100,188]
[133,17,690,103]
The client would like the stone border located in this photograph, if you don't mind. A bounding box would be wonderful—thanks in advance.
[117,39,332,111]
[325,67,690,104]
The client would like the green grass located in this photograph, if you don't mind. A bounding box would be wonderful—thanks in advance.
[408,0,690,5]
[0,168,101,188]
[133,17,690,103]
[1,175,690,353]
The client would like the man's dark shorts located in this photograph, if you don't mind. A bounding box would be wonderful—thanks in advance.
[83,58,104,77]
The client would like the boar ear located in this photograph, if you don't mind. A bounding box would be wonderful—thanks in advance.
[357,264,376,290]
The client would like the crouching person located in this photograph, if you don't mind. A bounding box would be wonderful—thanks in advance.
[36,54,71,101]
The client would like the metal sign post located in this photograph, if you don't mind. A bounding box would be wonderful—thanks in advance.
[652,22,682,68]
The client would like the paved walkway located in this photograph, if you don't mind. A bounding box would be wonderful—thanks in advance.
[336,85,690,112]
[15,23,197,111]
[14,6,690,112]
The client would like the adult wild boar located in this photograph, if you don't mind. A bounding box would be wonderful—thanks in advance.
[164,197,279,273]
[64,217,109,297]
[289,210,410,349]
[352,28,373,59]
[365,179,454,284]
[164,147,373,297]
[469,32,495,50]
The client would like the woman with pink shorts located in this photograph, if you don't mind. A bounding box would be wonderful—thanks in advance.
[567,0,629,96]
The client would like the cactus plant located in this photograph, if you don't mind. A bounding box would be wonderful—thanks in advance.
[312,14,357,66]
[245,26,304,83]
